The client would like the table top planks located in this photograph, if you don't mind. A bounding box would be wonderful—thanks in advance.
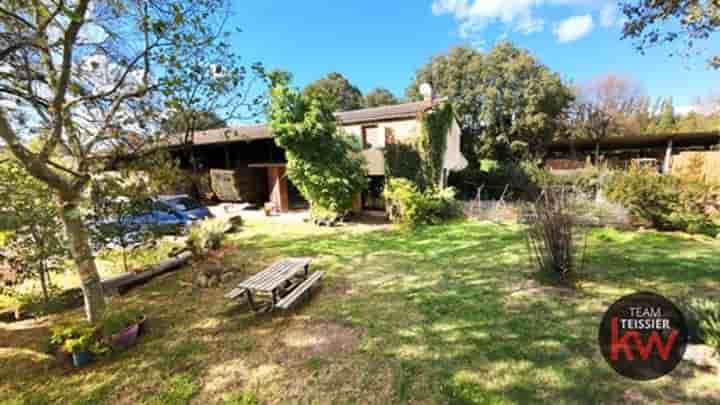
[238,257,311,292]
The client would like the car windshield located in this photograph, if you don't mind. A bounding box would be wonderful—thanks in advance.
[167,197,202,211]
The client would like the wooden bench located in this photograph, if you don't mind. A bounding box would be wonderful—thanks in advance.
[226,257,321,312]
[224,287,247,300]
[276,271,324,309]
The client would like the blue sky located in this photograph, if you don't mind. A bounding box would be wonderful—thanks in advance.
[229,1,719,111]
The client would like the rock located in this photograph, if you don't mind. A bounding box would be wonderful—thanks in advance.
[228,215,244,232]
[194,273,209,288]
[221,272,234,283]
[684,344,720,370]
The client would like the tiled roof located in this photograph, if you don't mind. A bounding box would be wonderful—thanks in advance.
[167,99,439,146]
[335,100,434,125]
[166,124,272,146]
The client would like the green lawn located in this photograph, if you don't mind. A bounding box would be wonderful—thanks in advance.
[1,218,719,404]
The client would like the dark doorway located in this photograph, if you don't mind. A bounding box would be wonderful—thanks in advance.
[363,176,385,210]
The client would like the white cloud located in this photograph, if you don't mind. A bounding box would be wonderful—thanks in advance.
[553,14,594,43]
[432,0,548,37]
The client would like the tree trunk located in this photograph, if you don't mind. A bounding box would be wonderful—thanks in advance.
[39,261,49,311]
[59,196,105,322]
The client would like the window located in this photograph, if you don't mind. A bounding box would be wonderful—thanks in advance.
[362,125,384,149]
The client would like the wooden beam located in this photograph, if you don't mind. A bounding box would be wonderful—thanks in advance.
[663,138,673,174]
[267,166,289,212]
[248,163,287,168]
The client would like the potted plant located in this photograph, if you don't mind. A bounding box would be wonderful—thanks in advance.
[49,324,89,367]
[100,308,146,350]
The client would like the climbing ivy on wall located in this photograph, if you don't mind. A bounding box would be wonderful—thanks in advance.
[383,102,453,190]
[417,103,452,187]
[384,143,425,190]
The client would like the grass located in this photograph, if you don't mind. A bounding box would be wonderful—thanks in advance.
[1,217,719,404]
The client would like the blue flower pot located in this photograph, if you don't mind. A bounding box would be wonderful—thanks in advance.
[72,351,94,368]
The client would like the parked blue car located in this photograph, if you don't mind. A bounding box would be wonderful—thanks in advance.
[105,195,212,233]
[156,195,213,223]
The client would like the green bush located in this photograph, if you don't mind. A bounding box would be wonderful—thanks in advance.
[684,298,720,350]
[50,323,107,355]
[604,167,715,235]
[384,178,462,226]
[449,160,549,200]
[186,218,231,256]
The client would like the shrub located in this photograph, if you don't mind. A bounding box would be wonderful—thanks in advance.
[604,167,715,235]
[186,218,231,256]
[684,298,720,351]
[524,189,589,283]
[384,178,462,226]
[269,84,368,218]
[50,323,107,355]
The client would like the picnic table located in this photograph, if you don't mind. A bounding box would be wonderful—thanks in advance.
[225,257,323,312]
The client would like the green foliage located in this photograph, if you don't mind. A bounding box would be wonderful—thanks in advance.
[50,323,106,355]
[364,88,399,108]
[449,159,547,200]
[383,178,461,226]
[418,103,452,187]
[657,98,676,130]
[153,372,200,405]
[384,143,425,189]
[604,167,715,234]
[186,218,231,256]
[407,43,573,160]
[0,161,66,304]
[684,298,720,350]
[303,72,364,111]
[161,109,227,135]
[621,1,720,68]
[270,84,368,218]
[224,391,260,405]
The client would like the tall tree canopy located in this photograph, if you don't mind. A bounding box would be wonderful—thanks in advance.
[161,110,226,134]
[575,74,652,134]
[303,72,364,111]
[621,1,720,69]
[407,43,573,161]
[0,0,244,322]
[364,88,399,108]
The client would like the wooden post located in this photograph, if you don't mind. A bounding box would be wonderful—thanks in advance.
[663,138,673,174]
[224,146,231,169]
[267,166,289,212]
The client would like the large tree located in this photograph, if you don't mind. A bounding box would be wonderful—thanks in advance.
[161,110,226,134]
[407,43,573,161]
[364,87,399,108]
[576,74,652,134]
[270,80,367,219]
[160,29,267,187]
[303,72,364,111]
[621,1,720,69]
[0,0,239,322]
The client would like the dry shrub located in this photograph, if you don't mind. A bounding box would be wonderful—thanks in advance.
[524,188,589,283]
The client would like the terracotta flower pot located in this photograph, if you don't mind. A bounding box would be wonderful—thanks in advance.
[55,348,73,368]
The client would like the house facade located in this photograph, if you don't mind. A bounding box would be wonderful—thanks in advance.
[165,97,468,212]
